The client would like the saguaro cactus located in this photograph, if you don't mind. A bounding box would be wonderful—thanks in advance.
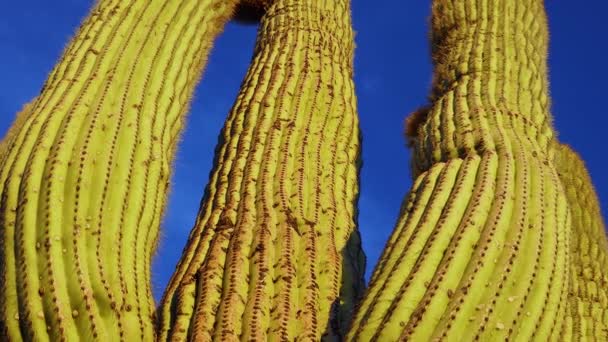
[0,100,36,162]
[554,144,608,340]
[0,0,237,340]
[157,0,366,340]
[348,0,571,340]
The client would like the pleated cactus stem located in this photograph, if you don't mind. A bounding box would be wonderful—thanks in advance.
[0,0,238,340]
[158,0,366,340]
[554,144,608,340]
[348,0,570,340]
[0,99,36,162]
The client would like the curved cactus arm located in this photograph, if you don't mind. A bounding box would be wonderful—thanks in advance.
[0,0,237,340]
[347,0,570,340]
[554,144,608,340]
[157,0,366,340]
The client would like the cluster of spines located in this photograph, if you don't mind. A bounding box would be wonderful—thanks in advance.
[157,0,365,340]
[347,0,570,340]
[554,144,608,340]
[0,0,237,340]
[0,100,36,163]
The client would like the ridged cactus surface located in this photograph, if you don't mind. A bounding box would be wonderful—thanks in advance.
[2,0,606,341]
[347,0,571,340]
[157,0,366,340]
[555,144,608,340]
[0,0,237,340]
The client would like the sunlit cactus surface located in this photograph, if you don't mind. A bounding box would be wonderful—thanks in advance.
[158,0,365,340]
[554,144,608,340]
[0,0,238,339]
[0,0,606,341]
[347,0,606,341]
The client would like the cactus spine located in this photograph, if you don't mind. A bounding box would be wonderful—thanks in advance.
[157,0,366,340]
[347,0,571,340]
[0,0,237,340]
[554,144,608,340]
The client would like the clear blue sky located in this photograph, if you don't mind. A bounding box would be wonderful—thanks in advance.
[1,1,607,301]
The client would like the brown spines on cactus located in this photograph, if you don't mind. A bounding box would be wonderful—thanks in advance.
[347,0,570,340]
[404,106,430,146]
[0,0,238,340]
[554,144,608,340]
[0,100,36,163]
[157,0,365,340]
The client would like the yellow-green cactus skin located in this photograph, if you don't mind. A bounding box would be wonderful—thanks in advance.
[157,0,366,340]
[0,0,238,340]
[347,0,573,340]
[554,144,608,340]
[0,100,36,162]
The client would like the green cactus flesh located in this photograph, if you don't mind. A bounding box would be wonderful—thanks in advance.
[555,144,608,340]
[157,0,366,340]
[0,100,36,164]
[347,0,572,340]
[0,0,237,340]
[1,0,607,341]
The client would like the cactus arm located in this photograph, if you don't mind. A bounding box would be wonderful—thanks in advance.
[157,0,366,340]
[347,0,570,340]
[0,0,237,340]
[554,144,608,341]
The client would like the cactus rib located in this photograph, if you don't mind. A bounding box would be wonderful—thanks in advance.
[347,0,570,340]
[554,144,608,341]
[0,0,238,340]
[157,0,366,340]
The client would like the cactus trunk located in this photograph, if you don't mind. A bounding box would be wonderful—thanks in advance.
[347,0,571,340]
[157,0,366,340]
[554,144,608,340]
[0,0,237,340]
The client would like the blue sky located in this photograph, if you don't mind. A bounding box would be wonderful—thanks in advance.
[1,1,607,301]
